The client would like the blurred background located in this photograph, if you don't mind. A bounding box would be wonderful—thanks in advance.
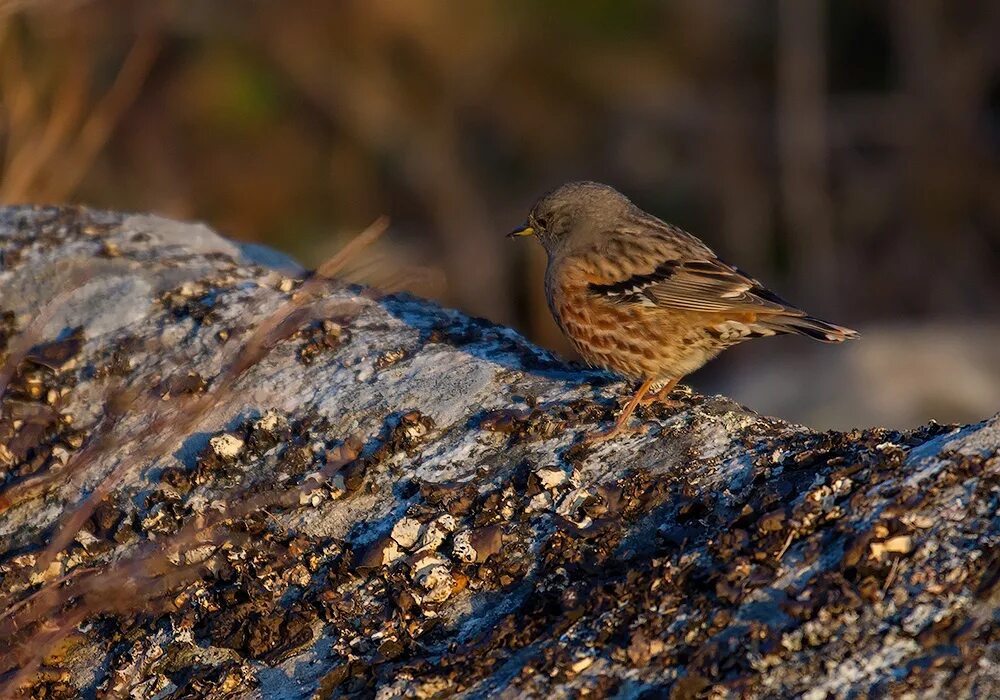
[1,0,998,429]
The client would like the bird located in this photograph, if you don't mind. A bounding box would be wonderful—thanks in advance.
[508,181,858,442]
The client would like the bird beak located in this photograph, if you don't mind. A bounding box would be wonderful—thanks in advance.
[507,224,534,239]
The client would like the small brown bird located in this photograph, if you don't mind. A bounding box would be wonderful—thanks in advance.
[509,181,858,441]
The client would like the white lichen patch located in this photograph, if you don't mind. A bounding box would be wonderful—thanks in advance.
[452,530,476,563]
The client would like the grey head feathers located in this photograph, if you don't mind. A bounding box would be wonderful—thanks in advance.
[526,181,637,254]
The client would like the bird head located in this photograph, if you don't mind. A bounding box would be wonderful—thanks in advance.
[508,181,634,255]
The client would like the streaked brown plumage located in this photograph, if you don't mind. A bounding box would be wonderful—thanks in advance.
[509,181,858,441]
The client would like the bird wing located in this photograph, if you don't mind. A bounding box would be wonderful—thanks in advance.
[588,255,800,316]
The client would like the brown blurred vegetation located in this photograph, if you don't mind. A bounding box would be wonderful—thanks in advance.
[1,0,999,359]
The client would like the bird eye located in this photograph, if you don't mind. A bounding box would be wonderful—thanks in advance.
[534,217,547,230]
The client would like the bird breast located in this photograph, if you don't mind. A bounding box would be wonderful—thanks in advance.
[545,253,721,380]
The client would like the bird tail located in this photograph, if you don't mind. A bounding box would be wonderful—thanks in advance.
[762,314,860,343]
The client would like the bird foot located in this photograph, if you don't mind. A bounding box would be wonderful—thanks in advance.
[581,422,633,445]
[639,395,684,408]
[638,381,684,406]
[581,379,687,444]
[582,409,677,444]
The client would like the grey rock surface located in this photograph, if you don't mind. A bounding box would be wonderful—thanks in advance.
[0,206,997,699]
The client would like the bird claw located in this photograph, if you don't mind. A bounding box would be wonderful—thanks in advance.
[638,381,684,406]
[581,425,627,445]
[581,412,648,444]
[639,396,684,408]
[583,400,685,446]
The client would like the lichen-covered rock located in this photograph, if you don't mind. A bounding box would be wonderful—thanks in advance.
[0,206,997,698]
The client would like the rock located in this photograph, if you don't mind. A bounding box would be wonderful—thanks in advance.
[209,433,245,459]
[390,516,423,550]
[0,206,997,698]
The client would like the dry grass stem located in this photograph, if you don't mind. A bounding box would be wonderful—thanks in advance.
[0,7,161,202]
[45,25,162,201]
[314,215,390,280]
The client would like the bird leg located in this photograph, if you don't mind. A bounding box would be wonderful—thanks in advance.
[584,377,655,443]
[638,377,682,407]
